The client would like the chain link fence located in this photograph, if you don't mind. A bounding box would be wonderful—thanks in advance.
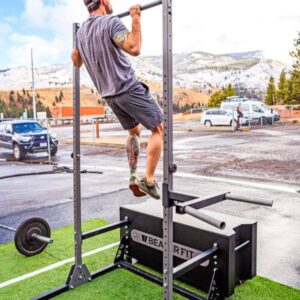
[273,105,300,125]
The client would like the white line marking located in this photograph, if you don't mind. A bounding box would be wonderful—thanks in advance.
[0,242,119,289]
[59,164,299,194]
[175,172,299,194]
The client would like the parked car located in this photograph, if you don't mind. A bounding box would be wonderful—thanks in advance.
[201,109,249,127]
[221,98,280,125]
[0,120,58,160]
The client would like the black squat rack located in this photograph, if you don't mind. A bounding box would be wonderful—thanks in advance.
[33,1,273,299]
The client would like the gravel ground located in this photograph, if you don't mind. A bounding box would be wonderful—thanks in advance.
[174,124,300,185]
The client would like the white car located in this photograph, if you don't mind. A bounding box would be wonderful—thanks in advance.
[201,109,248,127]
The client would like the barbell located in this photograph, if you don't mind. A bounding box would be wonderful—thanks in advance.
[0,217,53,257]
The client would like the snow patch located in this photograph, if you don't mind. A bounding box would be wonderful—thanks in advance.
[0,51,289,92]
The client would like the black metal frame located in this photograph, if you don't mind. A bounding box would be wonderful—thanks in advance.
[120,261,207,300]
[32,0,273,299]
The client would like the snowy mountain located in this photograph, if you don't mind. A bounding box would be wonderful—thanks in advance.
[0,51,288,93]
[142,51,288,92]
[0,57,162,91]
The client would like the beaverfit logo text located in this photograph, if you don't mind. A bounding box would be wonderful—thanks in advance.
[131,229,209,266]
[141,234,195,260]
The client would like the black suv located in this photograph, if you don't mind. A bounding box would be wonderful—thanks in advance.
[0,120,58,160]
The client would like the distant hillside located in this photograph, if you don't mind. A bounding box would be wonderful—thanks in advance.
[0,50,290,114]
[0,50,288,93]
[0,87,101,108]
[142,51,288,93]
[0,84,209,114]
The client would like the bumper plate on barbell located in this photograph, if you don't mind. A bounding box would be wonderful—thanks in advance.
[14,217,51,257]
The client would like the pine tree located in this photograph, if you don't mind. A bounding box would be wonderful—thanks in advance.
[265,76,276,105]
[0,99,8,117]
[289,32,300,102]
[224,84,236,98]
[290,72,300,102]
[208,84,236,107]
[277,70,287,103]
[27,108,33,118]
[59,90,64,102]
[46,107,52,118]
[285,79,293,104]
[9,91,15,103]
[17,92,24,103]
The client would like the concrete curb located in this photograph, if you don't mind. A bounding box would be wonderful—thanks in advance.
[65,137,148,148]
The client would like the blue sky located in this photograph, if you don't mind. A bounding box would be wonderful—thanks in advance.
[0,0,53,43]
[0,0,299,69]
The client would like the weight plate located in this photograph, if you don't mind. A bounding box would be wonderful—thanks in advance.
[14,217,51,257]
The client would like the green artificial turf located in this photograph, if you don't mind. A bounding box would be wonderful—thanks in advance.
[0,219,299,300]
[231,276,300,300]
[0,219,119,283]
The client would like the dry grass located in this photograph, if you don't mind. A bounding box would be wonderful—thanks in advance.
[0,87,101,108]
[0,83,210,111]
[143,80,210,105]
[174,112,202,122]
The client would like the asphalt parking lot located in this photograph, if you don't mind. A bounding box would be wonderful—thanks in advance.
[0,122,299,290]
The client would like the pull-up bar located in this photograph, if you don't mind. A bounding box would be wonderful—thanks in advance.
[116,0,162,18]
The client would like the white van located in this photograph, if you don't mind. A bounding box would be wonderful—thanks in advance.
[221,98,279,125]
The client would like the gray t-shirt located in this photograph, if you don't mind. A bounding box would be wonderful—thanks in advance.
[77,15,137,97]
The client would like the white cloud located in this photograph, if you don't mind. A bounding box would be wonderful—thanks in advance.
[0,22,12,37]
[7,33,63,67]
[22,0,87,31]
[4,0,300,67]
[22,0,50,27]
[3,16,18,24]
[0,22,12,47]
[6,0,89,67]
[115,0,300,64]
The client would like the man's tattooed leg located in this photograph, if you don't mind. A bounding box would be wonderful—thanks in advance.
[127,126,145,197]
[127,134,140,175]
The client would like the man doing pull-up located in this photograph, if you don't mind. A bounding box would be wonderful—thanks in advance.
[72,0,163,199]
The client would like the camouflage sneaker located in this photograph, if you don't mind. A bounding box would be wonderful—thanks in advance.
[138,177,160,200]
[129,174,146,197]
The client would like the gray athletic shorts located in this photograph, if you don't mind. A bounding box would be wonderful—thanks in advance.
[105,81,163,130]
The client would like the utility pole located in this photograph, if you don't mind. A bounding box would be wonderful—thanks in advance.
[31,48,37,120]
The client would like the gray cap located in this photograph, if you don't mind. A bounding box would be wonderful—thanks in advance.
[84,0,100,10]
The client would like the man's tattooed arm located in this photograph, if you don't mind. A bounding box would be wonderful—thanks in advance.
[114,31,129,47]
[114,8,142,56]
